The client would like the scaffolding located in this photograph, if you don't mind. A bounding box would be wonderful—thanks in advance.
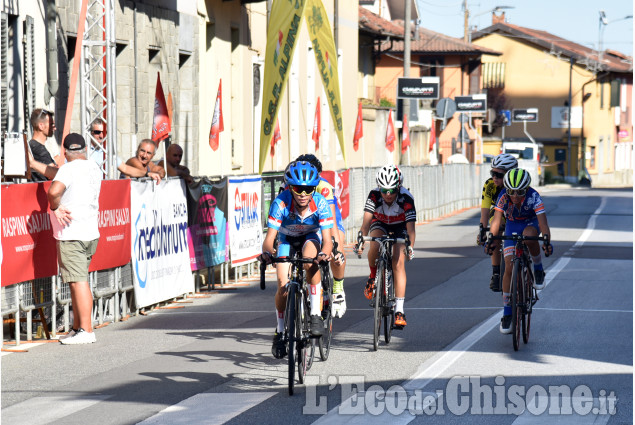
[80,0,117,179]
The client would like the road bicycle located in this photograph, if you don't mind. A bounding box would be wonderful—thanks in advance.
[355,233,410,351]
[488,233,550,351]
[317,239,341,361]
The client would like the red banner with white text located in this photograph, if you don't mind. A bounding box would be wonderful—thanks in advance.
[320,169,350,221]
[89,179,131,272]
[1,182,57,286]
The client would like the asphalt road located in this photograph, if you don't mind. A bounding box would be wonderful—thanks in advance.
[1,187,632,425]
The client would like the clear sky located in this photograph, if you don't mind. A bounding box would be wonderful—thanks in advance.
[415,0,633,57]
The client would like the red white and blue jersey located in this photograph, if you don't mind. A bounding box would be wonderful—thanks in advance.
[267,189,333,236]
[494,187,545,222]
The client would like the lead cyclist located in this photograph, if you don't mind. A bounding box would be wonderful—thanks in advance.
[355,165,415,329]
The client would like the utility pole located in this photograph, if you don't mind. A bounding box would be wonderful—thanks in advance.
[463,0,469,43]
[401,0,412,164]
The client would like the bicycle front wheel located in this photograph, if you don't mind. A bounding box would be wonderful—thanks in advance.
[373,262,384,351]
[285,283,297,395]
[511,260,522,351]
[384,263,394,344]
[522,266,533,344]
[297,292,310,384]
[319,267,333,361]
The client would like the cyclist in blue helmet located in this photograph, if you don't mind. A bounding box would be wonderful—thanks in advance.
[259,160,334,359]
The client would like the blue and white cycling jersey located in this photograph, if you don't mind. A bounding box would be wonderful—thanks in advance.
[267,189,334,237]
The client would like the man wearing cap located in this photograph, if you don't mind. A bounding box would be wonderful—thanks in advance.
[28,108,58,181]
[48,133,102,345]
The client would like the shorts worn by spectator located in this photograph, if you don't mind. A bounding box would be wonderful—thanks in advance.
[48,133,102,345]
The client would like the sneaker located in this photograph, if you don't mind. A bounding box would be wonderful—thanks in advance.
[58,328,78,341]
[332,291,347,318]
[310,315,324,337]
[533,269,545,290]
[394,312,407,329]
[489,273,501,292]
[271,330,286,359]
[499,315,512,334]
[364,277,375,300]
[60,328,96,345]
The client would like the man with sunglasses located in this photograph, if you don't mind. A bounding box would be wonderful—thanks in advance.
[355,165,416,329]
[28,108,58,181]
[478,153,518,292]
[259,161,333,359]
[488,168,553,334]
[89,119,161,182]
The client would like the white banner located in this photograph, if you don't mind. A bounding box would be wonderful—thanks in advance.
[228,176,262,266]
[130,179,194,308]
[551,106,582,129]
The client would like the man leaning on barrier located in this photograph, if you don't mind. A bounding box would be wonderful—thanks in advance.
[48,133,102,345]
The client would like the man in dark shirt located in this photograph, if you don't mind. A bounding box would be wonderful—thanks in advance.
[28,108,58,181]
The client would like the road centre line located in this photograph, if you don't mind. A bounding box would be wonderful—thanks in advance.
[313,197,608,423]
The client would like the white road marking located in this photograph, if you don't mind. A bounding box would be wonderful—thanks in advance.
[1,394,111,425]
[136,392,276,424]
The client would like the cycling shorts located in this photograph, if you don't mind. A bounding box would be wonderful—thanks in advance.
[503,217,539,257]
[369,221,408,241]
[277,232,321,258]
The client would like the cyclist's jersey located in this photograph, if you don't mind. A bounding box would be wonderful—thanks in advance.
[494,187,545,223]
[267,189,333,236]
[481,178,503,209]
[364,186,416,225]
[282,177,344,232]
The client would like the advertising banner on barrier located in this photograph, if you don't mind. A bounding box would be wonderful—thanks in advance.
[1,182,57,286]
[90,179,131,272]
[186,177,228,270]
[228,176,262,266]
[130,179,193,308]
[320,169,350,220]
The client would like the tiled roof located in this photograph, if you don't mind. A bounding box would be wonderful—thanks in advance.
[472,22,632,73]
[359,7,501,56]
[359,6,404,38]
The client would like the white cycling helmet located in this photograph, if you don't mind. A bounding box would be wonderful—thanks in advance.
[504,168,531,191]
[376,165,400,190]
[492,153,518,171]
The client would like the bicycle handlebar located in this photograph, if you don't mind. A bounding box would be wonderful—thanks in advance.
[362,235,407,244]
[259,255,329,290]
[488,233,549,242]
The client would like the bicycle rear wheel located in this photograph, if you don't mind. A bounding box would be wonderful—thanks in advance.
[319,267,333,361]
[511,261,521,351]
[384,263,394,344]
[373,262,384,351]
[286,283,297,395]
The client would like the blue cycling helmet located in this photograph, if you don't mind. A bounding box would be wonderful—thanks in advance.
[285,161,320,186]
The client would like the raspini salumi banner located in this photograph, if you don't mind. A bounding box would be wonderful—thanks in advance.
[89,179,132,272]
[1,182,57,286]
[130,179,194,308]
[228,176,262,266]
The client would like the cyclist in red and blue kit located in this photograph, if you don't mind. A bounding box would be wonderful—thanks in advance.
[259,161,333,359]
[488,168,553,334]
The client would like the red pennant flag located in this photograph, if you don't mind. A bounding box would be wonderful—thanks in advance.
[312,98,321,151]
[401,115,410,154]
[385,110,396,153]
[152,73,171,143]
[209,80,224,151]
[353,102,363,152]
[270,119,281,157]
[429,119,437,152]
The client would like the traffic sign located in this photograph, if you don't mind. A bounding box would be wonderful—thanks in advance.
[512,108,539,122]
[397,77,440,100]
[435,98,456,119]
[455,94,487,113]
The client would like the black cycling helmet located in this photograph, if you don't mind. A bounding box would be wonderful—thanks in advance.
[296,153,322,173]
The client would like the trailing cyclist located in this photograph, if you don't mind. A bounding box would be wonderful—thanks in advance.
[356,165,415,329]
[478,153,518,292]
[259,161,334,359]
[295,154,347,318]
[488,168,553,334]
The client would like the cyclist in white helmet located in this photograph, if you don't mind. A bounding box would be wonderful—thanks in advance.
[355,165,416,329]
[478,153,518,292]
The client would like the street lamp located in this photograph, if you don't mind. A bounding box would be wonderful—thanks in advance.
[464,4,515,43]
[598,11,633,65]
